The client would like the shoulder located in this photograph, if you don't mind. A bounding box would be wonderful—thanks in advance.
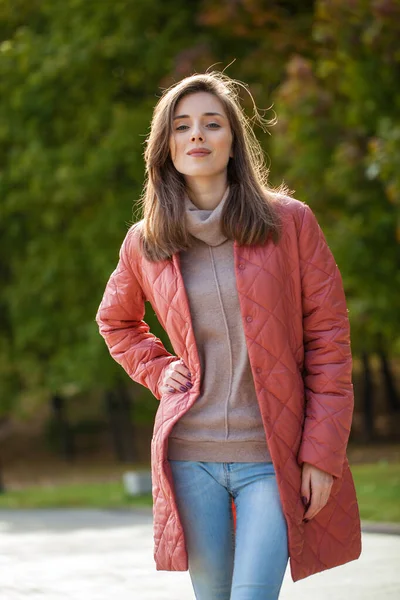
[268,192,315,234]
[124,219,145,248]
[119,220,145,268]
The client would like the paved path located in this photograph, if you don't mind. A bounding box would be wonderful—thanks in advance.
[0,509,399,599]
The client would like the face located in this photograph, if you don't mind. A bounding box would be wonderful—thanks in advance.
[169,91,234,183]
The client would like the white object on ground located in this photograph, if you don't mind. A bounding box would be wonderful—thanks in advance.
[122,470,152,496]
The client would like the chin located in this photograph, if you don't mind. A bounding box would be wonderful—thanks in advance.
[182,169,216,178]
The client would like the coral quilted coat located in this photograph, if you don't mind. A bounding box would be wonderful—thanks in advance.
[95,194,362,582]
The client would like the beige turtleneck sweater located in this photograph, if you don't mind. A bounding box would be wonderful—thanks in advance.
[167,186,272,463]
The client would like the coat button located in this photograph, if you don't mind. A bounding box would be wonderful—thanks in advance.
[238,263,245,269]
[256,367,261,374]
[246,316,253,322]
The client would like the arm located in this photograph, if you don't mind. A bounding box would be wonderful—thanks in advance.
[95,225,178,401]
[296,204,354,479]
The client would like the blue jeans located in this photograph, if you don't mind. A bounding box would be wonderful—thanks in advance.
[168,460,289,600]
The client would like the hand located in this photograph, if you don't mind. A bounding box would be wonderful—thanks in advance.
[159,358,193,394]
[301,462,333,522]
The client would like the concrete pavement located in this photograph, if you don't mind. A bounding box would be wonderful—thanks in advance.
[0,508,399,599]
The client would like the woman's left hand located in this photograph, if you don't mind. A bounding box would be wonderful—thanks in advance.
[301,462,334,522]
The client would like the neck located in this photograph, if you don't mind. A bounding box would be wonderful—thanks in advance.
[184,176,229,210]
[184,185,230,247]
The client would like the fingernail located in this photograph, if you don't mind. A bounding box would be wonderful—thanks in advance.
[302,496,308,506]
[179,385,187,392]
[186,382,193,388]
[187,372,191,378]
[168,387,175,393]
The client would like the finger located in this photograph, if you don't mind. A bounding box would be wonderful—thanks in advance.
[319,491,331,510]
[301,468,313,510]
[170,360,192,380]
[313,481,332,506]
[304,480,322,519]
[168,371,193,391]
[159,382,177,394]
[303,490,322,520]
[300,467,312,507]
[162,378,191,393]
[304,488,332,521]
[173,367,192,384]
[162,362,192,392]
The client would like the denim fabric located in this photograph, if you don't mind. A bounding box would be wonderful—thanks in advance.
[168,460,289,599]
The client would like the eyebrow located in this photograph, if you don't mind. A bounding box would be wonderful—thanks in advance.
[172,112,225,121]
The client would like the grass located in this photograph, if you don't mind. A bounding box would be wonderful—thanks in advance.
[0,461,398,523]
[351,460,400,523]
[0,480,153,509]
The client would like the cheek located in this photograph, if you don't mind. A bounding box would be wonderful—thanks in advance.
[217,132,233,155]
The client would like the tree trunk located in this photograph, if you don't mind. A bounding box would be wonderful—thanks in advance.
[361,351,374,442]
[0,459,5,494]
[378,349,400,414]
[51,394,75,461]
[105,387,136,462]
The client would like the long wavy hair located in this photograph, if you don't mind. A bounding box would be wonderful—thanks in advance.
[134,70,292,262]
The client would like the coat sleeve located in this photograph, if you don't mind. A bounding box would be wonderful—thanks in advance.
[95,226,178,401]
[296,203,354,479]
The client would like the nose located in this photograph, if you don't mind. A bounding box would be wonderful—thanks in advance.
[191,124,204,142]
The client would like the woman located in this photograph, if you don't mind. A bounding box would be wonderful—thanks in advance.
[96,71,362,599]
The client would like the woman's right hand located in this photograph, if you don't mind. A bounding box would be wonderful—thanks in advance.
[159,358,193,394]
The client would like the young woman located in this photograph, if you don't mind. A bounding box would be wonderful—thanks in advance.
[96,71,362,600]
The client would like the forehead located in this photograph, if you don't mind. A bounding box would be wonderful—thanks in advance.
[173,91,226,116]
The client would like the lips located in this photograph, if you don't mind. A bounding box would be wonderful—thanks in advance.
[187,148,211,156]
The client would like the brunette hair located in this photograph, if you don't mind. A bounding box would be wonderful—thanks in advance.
[134,70,292,262]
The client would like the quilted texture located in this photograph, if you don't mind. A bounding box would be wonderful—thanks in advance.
[95,194,362,582]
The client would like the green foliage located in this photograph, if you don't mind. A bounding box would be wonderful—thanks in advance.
[0,0,316,416]
[5,0,396,419]
[0,0,199,413]
[272,0,400,355]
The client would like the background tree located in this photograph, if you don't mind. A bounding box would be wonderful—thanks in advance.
[271,0,400,438]
[0,0,315,417]
[272,0,399,356]
[0,0,201,414]
[0,0,397,443]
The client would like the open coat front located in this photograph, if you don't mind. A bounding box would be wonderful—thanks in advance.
[96,194,362,582]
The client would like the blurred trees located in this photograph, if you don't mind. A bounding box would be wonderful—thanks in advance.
[0,0,200,414]
[271,0,400,438]
[0,0,398,440]
[0,0,316,415]
[272,0,400,359]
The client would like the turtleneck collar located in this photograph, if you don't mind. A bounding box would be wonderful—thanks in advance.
[184,185,230,247]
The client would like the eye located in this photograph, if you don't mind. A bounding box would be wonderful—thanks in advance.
[175,122,221,131]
